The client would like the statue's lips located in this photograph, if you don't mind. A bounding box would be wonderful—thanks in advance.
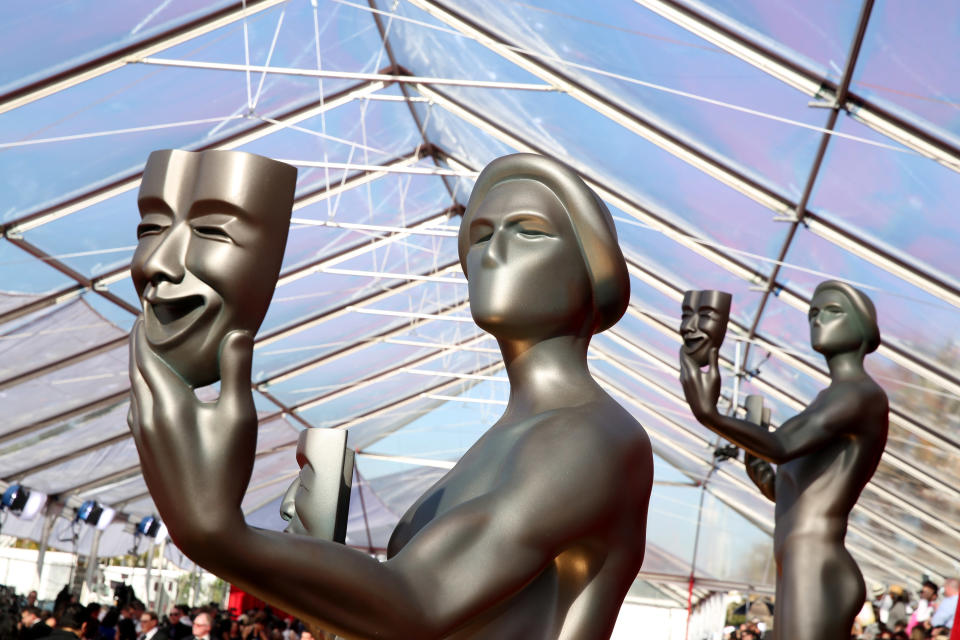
[682,333,707,353]
[144,294,208,346]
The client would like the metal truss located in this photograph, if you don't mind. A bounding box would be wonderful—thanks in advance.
[419,85,960,424]
[407,0,960,312]
[0,0,289,116]
[0,150,452,398]
[0,206,463,468]
[634,0,960,174]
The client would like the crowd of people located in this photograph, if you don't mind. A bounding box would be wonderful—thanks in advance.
[721,578,958,640]
[2,583,319,640]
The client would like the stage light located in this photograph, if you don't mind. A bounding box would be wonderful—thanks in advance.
[1,485,46,520]
[136,515,161,538]
[2,485,29,512]
[21,491,47,520]
[77,500,115,529]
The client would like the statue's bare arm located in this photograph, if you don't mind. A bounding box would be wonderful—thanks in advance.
[679,348,863,464]
[129,323,631,639]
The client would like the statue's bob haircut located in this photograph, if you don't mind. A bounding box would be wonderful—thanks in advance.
[459,153,630,334]
[813,280,881,354]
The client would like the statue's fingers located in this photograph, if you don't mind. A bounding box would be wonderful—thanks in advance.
[217,330,255,418]
[133,319,193,410]
[708,346,719,371]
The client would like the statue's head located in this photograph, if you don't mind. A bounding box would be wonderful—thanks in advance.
[458,153,629,340]
[680,289,732,367]
[809,280,880,357]
[131,149,297,387]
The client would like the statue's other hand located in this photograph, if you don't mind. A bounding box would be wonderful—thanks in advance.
[679,346,721,421]
[128,320,255,542]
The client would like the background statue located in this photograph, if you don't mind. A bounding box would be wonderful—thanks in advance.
[128,152,653,639]
[679,280,888,640]
[132,149,297,387]
[280,429,354,543]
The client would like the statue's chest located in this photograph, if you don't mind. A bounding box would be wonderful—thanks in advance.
[387,423,527,556]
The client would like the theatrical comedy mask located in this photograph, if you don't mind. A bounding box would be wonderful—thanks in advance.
[131,149,297,387]
[680,289,731,367]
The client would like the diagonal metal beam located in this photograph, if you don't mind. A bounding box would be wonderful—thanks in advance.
[633,0,960,174]
[258,258,461,348]
[423,89,960,405]
[408,0,960,311]
[258,298,469,387]
[0,390,129,448]
[2,75,391,236]
[0,0,289,116]
[2,432,130,483]
[0,156,453,393]
[738,0,874,378]
[57,436,298,497]
[291,332,488,414]
[368,0,459,203]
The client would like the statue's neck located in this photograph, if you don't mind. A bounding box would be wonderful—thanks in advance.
[498,334,599,417]
[824,350,867,383]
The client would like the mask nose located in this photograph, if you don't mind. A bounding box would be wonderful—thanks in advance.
[680,312,697,334]
[481,226,507,268]
[140,224,188,286]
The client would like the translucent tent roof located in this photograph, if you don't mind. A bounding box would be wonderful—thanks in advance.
[1,0,958,604]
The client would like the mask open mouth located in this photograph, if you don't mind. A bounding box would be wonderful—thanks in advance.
[152,295,205,325]
[683,334,706,352]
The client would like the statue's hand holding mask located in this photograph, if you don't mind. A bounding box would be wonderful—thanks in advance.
[127,149,296,531]
[678,290,731,419]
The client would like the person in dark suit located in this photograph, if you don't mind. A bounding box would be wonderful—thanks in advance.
[48,603,88,639]
[19,606,51,640]
[139,611,168,640]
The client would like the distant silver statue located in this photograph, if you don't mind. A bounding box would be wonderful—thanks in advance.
[128,152,653,639]
[679,281,888,640]
[132,149,297,387]
[280,428,354,543]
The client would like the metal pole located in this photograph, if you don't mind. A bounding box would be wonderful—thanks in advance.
[144,536,156,609]
[35,502,63,592]
[155,535,168,615]
[83,527,103,597]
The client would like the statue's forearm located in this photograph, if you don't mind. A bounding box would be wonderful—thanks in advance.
[184,523,425,640]
[699,412,786,464]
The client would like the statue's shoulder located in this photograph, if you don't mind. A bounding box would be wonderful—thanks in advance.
[519,401,651,483]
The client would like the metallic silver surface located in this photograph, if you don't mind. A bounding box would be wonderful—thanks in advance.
[280,429,354,543]
[128,152,652,639]
[679,281,888,640]
[132,149,297,387]
[680,289,731,368]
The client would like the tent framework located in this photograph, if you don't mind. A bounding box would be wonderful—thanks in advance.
[0,0,958,605]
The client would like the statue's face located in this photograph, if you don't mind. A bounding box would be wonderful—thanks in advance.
[464,179,591,339]
[131,150,294,387]
[809,288,862,355]
[680,289,731,366]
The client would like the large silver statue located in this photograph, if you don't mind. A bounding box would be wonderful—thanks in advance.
[679,281,888,640]
[129,153,653,638]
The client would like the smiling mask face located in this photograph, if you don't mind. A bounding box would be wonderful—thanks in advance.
[680,289,731,366]
[131,149,297,387]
